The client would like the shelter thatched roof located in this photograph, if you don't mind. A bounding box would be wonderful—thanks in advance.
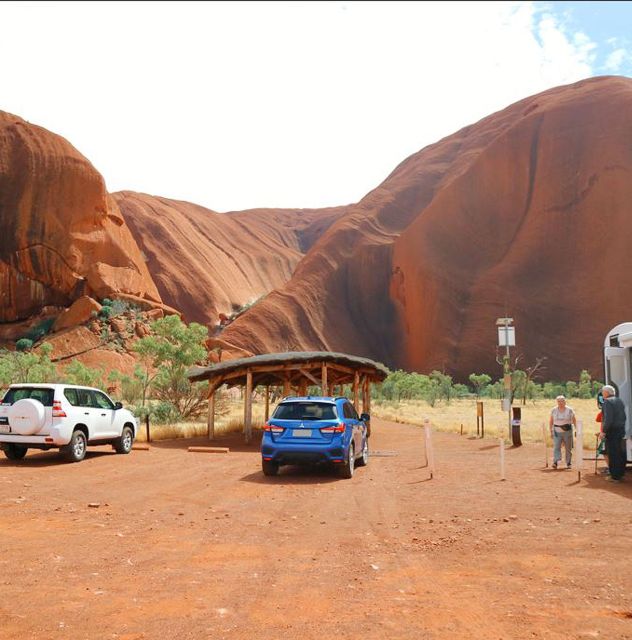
[187,351,389,388]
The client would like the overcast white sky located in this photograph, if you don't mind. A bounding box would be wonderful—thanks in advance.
[2,1,631,212]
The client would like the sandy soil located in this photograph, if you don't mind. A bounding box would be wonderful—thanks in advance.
[1,419,631,640]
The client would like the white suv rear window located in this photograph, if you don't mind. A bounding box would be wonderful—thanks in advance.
[2,387,55,407]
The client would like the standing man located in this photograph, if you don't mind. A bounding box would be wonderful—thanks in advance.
[549,395,576,469]
[600,385,627,482]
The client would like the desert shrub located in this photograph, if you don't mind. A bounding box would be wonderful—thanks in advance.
[0,344,56,385]
[151,401,181,424]
[24,317,55,342]
[15,338,33,352]
[109,299,136,317]
[62,361,106,388]
[99,306,112,319]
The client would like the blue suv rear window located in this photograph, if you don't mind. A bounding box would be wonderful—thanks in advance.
[273,402,337,421]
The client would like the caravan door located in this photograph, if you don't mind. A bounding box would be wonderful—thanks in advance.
[604,344,632,461]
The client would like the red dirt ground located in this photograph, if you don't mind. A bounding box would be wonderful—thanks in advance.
[1,418,631,640]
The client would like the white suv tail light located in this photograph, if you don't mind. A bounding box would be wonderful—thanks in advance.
[52,400,67,418]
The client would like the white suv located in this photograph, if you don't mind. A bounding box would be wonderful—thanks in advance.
[0,383,137,462]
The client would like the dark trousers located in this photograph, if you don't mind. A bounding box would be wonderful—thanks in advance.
[606,430,627,480]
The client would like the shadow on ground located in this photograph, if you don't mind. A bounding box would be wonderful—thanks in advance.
[0,448,115,468]
[149,432,263,453]
[240,464,344,485]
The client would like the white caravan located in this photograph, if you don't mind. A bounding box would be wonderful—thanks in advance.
[603,322,632,462]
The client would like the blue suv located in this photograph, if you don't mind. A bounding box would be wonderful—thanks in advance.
[261,396,370,478]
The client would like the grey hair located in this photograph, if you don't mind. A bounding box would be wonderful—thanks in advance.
[602,385,617,396]
[555,395,566,401]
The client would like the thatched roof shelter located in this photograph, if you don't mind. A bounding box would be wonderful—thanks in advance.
[186,351,388,442]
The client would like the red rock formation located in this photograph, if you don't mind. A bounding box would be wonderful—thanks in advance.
[0,111,161,324]
[217,77,632,380]
[53,296,102,332]
[113,192,343,325]
[43,326,102,361]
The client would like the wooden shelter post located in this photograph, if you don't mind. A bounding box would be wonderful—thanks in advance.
[353,371,360,411]
[264,385,270,422]
[244,370,253,443]
[361,375,369,414]
[283,376,291,397]
[207,382,216,441]
[321,363,329,396]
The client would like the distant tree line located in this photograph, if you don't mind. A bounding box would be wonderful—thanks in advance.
[373,368,603,406]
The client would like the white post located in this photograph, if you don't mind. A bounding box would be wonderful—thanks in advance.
[541,422,549,468]
[499,436,506,481]
[575,419,584,482]
[424,419,435,479]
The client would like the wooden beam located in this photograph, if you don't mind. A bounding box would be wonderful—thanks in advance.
[283,376,291,397]
[207,386,216,441]
[298,368,320,386]
[298,378,308,396]
[323,362,356,376]
[207,377,224,398]
[353,371,359,411]
[321,362,329,396]
[244,370,253,443]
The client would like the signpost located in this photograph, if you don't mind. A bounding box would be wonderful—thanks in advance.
[496,317,519,445]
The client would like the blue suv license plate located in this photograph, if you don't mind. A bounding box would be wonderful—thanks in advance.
[292,429,312,437]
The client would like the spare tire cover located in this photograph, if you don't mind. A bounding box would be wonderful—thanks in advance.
[8,399,46,435]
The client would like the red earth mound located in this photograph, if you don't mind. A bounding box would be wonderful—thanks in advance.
[113,191,344,327]
[0,111,161,324]
[217,76,632,380]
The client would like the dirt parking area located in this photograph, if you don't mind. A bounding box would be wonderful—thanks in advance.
[1,418,631,640]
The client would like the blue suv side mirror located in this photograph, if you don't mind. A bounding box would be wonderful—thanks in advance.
[360,413,370,422]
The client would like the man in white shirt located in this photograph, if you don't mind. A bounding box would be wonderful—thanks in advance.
[549,395,576,469]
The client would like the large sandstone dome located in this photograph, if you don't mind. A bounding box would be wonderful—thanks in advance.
[113,192,344,326]
[0,112,160,322]
[217,76,632,380]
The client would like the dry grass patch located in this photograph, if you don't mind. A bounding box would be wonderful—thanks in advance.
[135,399,268,442]
[372,397,603,449]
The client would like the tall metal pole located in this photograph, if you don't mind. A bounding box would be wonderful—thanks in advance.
[505,319,511,440]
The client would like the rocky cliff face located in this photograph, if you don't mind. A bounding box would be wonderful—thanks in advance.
[0,112,161,323]
[217,76,632,380]
[113,192,344,327]
[5,77,632,380]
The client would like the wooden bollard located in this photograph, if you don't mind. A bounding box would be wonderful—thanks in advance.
[541,422,549,468]
[188,446,229,454]
[499,436,506,481]
[575,420,584,482]
[424,419,435,479]
[132,444,150,451]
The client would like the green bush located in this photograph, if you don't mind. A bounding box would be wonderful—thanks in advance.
[62,361,105,388]
[15,338,33,352]
[0,344,56,384]
[99,306,112,319]
[151,401,181,424]
[24,318,55,342]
